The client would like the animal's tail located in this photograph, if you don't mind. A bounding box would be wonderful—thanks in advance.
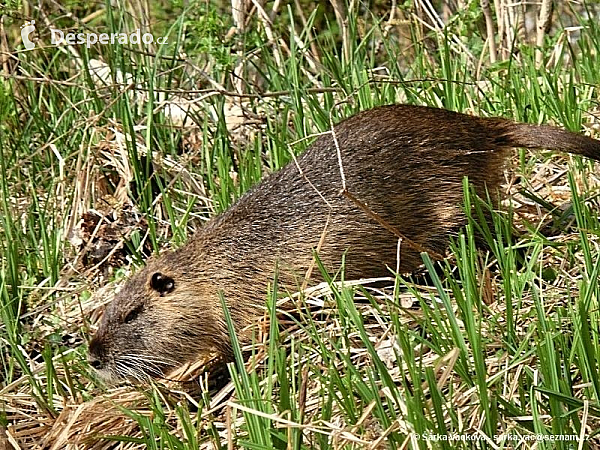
[495,119,600,161]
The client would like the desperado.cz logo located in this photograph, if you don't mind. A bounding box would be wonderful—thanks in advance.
[20,21,167,49]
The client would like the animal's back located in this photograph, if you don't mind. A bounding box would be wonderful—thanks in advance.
[211,105,519,280]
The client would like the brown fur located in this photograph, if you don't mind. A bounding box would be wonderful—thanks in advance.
[88,104,600,381]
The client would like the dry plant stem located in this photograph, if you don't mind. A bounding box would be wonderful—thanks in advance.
[80,9,105,24]
[516,2,526,42]
[251,0,319,80]
[0,426,8,450]
[370,421,401,449]
[331,119,347,190]
[226,403,234,450]
[0,69,339,98]
[227,401,371,445]
[396,238,402,275]
[0,72,89,88]
[330,0,351,63]
[231,0,249,94]
[494,0,505,58]
[233,58,246,96]
[251,0,287,68]
[579,400,589,444]
[481,0,497,63]
[267,0,319,74]
[128,0,155,54]
[418,0,444,28]
[505,0,520,59]
[298,367,309,421]
[411,0,475,63]
[536,0,554,68]
[384,0,398,35]
[231,0,247,32]
[294,0,322,65]
[126,85,340,98]
[268,0,281,23]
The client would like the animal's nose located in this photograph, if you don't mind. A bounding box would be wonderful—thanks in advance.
[87,354,103,370]
[87,337,105,370]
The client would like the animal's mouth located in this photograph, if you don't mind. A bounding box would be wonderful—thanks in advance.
[89,352,219,384]
[88,350,180,383]
[91,366,122,384]
[90,362,171,384]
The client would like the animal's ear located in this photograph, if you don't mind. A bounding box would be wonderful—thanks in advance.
[150,272,175,296]
[123,304,144,324]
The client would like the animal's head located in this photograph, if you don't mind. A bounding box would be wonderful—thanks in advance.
[87,252,229,382]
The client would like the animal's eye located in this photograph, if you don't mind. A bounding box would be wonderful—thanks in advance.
[124,305,143,324]
[150,272,175,296]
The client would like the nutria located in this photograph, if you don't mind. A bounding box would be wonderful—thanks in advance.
[88,104,600,382]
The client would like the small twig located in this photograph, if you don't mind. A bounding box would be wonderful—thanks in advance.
[341,189,445,262]
[287,137,333,209]
[396,238,402,276]
[286,136,334,287]
[329,108,445,265]
[330,117,347,191]
[298,366,309,421]
[226,402,234,450]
